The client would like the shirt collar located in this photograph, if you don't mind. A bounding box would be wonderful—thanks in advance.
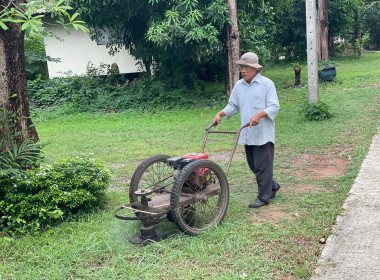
[242,72,262,86]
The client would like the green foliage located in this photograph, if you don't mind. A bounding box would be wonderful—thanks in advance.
[238,0,276,64]
[318,60,340,67]
[292,62,302,69]
[70,0,229,84]
[28,74,227,117]
[146,0,227,47]
[329,0,360,37]
[0,109,45,177]
[0,157,110,235]
[24,28,61,80]
[0,109,19,150]
[0,0,88,33]
[0,139,45,177]
[68,0,376,74]
[261,0,306,61]
[145,0,229,83]
[302,100,334,121]
[1,52,380,279]
[194,51,225,82]
[362,33,371,50]
[362,1,380,50]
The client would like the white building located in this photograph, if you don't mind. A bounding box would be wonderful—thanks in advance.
[44,24,143,78]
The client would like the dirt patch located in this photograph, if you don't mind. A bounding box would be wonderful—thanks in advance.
[291,184,325,194]
[367,82,380,88]
[250,205,296,224]
[277,183,325,195]
[292,152,349,179]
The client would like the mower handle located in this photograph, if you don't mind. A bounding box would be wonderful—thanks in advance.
[205,122,250,131]
[205,121,219,131]
[201,122,250,177]
[241,122,250,129]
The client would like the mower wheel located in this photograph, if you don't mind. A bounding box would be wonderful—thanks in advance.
[129,154,174,217]
[170,160,229,236]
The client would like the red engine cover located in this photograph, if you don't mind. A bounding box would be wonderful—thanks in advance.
[182,153,209,160]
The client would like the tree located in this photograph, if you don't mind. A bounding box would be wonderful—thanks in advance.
[224,0,239,94]
[318,0,329,60]
[0,0,86,151]
[71,0,230,86]
[272,0,307,61]
[238,0,276,67]
[328,0,363,56]
[362,1,380,50]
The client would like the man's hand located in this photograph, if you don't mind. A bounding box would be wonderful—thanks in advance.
[249,111,268,127]
[213,111,226,125]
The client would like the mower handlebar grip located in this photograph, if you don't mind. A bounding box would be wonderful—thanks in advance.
[242,123,250,129]
[205,121,218,131]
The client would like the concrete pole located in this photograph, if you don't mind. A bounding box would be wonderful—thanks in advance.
[306,0,319,103]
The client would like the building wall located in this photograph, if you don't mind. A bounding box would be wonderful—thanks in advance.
[44,25,142,78]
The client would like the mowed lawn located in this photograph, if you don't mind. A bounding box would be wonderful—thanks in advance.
[1,52,379,279]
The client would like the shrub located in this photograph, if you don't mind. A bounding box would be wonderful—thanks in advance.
[0,109,45,177]
[28,75,227,117]
[0,140,45,177]
[0,156,110,235]
[302,100,334,121]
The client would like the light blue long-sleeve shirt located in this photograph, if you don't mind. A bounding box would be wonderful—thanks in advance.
[222,73,280,145]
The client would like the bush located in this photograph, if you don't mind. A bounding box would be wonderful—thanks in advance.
[302,100,334,121]
[1,109,45,176]
[28,75,227,117]
[362,33,371,50]
[0,140,45,177]
[0,156,110,235]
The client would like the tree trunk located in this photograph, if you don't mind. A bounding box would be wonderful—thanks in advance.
[328,32,334,56]
[318,0,329,61]
[0,0,39,149]
[354,11,362,58]
[224,0,240,95]
[294,67,302,86]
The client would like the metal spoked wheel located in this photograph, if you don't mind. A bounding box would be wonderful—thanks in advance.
[129,154,174,217]
[170,160,229,236]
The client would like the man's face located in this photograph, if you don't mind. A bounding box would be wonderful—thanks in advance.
[240,65,258,84]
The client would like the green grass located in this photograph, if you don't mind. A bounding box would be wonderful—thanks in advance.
[1,51,380,279]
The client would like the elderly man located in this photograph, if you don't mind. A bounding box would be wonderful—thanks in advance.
[213,52,280,208]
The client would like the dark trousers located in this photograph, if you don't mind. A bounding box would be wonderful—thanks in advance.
[245,142,280,203]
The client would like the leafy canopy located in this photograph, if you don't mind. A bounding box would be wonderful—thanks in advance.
[0,0,88,33]
[70,0,230,84]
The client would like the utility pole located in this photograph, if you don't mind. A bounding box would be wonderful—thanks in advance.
[306,0,319,103]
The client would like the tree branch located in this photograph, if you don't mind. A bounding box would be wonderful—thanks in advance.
[0,0,15,15]
[11,1,25,14]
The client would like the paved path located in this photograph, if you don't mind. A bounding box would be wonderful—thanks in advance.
[312,131,380,280]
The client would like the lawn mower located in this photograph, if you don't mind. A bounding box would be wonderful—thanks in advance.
[114,121,249,244]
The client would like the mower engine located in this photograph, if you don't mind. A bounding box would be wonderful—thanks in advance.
[166,153,211,188]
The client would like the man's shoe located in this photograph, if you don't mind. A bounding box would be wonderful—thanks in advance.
[248,198,268,208]
[271,185,281,199]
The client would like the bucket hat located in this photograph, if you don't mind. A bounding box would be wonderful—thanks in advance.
[235,52,263,70]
